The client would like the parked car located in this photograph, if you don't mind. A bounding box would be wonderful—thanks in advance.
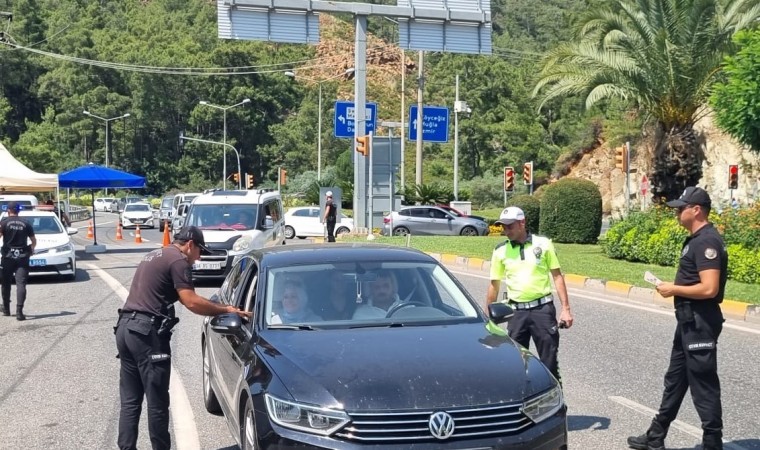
[201,244,567,449]
[284,206,353,239]
[94,197,117,212]
[170,201,191,234]
[0,210,77,281]
[383,205,489,236]
[158,195,174,232]
[435,203,487,222]
[120,202,155,229]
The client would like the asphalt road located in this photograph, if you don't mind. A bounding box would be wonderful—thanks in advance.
[0,213,757,449]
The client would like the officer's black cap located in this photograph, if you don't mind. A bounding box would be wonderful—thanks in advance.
[174,226,210,252]
[6,201,21,213]
[666,186,711,208]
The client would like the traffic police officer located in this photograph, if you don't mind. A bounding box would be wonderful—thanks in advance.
[115,226,248,450]
[628,187,727,450]
[486,207,573,382]
[323,190,337,242]
[0,201,36,321]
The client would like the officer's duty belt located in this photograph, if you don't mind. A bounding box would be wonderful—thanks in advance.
[120,310,158,321]
[509,295,553,310]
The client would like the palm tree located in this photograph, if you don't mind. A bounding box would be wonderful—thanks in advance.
[533,0,760,201]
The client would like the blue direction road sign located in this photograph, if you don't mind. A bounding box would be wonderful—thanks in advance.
[408,106,449,143]
[334,101,378,138]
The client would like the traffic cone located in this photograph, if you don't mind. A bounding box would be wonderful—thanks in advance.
[162,221,171,247]
[115,222,124,241]
[86,220,94,239]
[134,224,143,244]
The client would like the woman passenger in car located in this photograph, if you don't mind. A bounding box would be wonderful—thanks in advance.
[271,280,322,324]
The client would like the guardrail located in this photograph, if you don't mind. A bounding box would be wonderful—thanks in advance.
[68,206,91,223]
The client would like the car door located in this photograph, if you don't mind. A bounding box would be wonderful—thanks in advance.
[306,207,322,236]
[408,207,436,235]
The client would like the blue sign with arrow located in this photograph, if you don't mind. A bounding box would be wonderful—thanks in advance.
[334,101,378,138]
[408,106,449,143]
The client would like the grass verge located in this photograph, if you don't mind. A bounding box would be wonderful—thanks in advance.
[341,235,759,304]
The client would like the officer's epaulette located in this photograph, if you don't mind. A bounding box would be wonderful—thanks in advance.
[494,240,509,250]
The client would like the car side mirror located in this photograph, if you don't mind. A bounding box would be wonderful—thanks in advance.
[488,302,514,324]
[67,227,78,235]
[210,313,244,336]
[263,216,274,229]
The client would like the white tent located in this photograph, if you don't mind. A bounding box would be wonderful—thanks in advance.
[0,142,58,192]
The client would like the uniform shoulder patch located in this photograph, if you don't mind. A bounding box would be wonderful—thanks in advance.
[494,240,508,251]
[704,248,717,260]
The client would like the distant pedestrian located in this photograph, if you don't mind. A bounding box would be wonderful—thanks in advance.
[730,197,739,209]
[0,202,36,320]
[115,226,249,450]
[628,186,727,450]
[45,199,71,227]
[323,191,337,242]
[486,206,573,383]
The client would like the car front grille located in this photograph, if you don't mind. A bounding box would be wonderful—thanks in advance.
[335,402,531,443]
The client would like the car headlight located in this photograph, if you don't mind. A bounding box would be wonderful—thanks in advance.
[522,386,563,424]
[264,394,350,436]
[231,235,253,254]
[49,243,74,255]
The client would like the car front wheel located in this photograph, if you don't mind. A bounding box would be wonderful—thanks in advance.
[241,397,258,450]
[284,225,295,239]
[203,343,222,415]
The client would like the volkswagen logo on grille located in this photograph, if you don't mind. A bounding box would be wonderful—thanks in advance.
[428,411,455,440]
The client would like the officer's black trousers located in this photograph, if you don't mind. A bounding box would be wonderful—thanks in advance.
[1,256,29,307]
[507,301,561,381]
[326,219,336,242]
[654,309,723,440]
[116,316,172,450]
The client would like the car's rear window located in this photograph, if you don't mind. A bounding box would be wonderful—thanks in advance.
[161,198,173,208]
[125,204,150,212]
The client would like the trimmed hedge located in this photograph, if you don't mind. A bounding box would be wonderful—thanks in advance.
[539,178,602,243]
[507,194,540,234]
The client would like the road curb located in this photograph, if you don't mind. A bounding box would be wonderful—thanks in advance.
[433,252,756,323]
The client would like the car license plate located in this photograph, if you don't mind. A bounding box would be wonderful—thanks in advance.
[194,262,221,270]
[133,219,143,224]
[30,258,46,267]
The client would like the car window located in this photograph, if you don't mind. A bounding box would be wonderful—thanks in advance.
[398,209,411,217]
[220,259,246,305]
[430,209,448,219]
[28,216,64,234]
[310,208,320,218]
[264,262,479,327]
[125,204,150,212]
[161,198,173,208]
[410,208,428,218]
[292,209,310,217]
[186,204,259,230]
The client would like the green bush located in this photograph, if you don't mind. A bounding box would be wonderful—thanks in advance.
[713,203,760,249]
[507,194,540,234]
[727,244,760,284]
[539,178,602,243]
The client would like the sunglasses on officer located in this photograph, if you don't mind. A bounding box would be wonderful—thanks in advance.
[677,204,697,214]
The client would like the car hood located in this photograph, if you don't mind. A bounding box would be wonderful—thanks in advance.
[2,234,70,252]
[258,323,555,411]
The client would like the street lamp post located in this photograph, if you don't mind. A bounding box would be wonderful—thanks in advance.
[180,135,242,189]
[285,68,355,180]
[82,110,131,168]
[453,75,471,202]
[199,98,250,189]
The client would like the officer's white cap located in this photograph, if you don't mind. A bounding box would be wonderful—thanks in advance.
[326,191,333,197]
[495,207,525,225]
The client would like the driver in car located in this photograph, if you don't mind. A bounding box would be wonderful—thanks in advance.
[352,270,403,319]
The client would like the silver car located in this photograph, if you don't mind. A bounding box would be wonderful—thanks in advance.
[383,205,489,236]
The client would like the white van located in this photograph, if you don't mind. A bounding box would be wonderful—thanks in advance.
[182,189,284,280]
[172,192,201,219]
[0,194,39,212]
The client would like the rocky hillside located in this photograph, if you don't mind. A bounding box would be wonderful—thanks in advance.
[565,111,760,216]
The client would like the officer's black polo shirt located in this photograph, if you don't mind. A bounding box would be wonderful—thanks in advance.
[124,245,194,315]
[674,223,727,305]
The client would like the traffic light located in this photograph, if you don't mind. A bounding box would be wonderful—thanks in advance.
[615,146,629,172]
[728,164,739,190]
[232,172,240,183]
[356,135,371,156]
[504,166,515,192]
[280,167,287,185]
[523,162,533,185]
[246,173,254,189]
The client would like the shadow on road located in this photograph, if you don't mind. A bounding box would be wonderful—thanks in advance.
[25,310,77,321]
[567,414,611,431]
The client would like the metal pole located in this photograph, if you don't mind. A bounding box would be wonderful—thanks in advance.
[415,51,424,186]
[389,126,394,235]
[625,141,631,212]
[318,82,323,180]
[105,121,110,196]
[354,15,368,229]
[223,109,227,190]
[400,49,405,191]
[454,74,459,201]
[368,131,374,236]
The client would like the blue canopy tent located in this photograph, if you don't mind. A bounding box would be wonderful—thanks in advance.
[59,163,146,252]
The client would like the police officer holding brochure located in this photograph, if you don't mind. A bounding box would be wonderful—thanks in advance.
[115,226,249,450]
[628,186,727,450]
[486,206,573,383]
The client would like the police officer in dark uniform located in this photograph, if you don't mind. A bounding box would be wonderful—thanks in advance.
[323,190,337,242]
[115,226,248,450]
[0,202,36,321]
[628,187,727,450]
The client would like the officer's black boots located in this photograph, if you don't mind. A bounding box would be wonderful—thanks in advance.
[627,420,667,450]
[1,302,9,316]
[16,307,25,321]
[702,434,723,450]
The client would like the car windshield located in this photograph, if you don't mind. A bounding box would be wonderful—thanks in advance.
[264,261,480,328]
[185,204,258,231]
[161,198,173,208]
[27,216,64,234]
[0,201,34,212]
[125,204,150,212]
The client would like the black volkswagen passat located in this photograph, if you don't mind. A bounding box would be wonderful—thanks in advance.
[202,244,567,450]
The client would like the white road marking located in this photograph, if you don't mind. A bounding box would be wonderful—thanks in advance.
[84,263,201,450]
[609,396,747,450]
